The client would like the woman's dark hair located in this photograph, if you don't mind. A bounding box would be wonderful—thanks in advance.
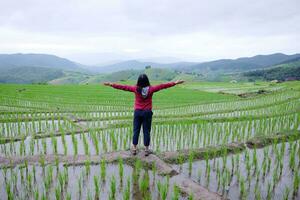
[136,74,150,94]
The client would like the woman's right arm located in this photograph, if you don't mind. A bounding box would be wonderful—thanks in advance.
[151,80,184,93]
[103,82,135,92]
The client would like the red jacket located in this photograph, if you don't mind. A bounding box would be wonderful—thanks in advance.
[111,82,176,110]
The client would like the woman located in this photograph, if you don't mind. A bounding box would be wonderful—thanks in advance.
[104,74,184,156]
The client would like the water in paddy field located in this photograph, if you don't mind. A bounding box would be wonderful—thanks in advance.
[0,127,133,156]
[0,163,186,200]
[0,120,75,137]
[0,112,298,156]
[172,141,300,200]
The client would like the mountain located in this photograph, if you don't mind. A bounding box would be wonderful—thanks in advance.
[243,57,300,81]
[90,60,197,73]
[50,67,202,84]
[274,55,300,65]
[49,68,179,84]
[89,53,300,75]
[0,66,64,84]
[102,68,178,82]
[0,53,81,70]
[0,52,299,84]
[137,56,183,63]
[0,53,88,83]
[90,60,150,73]
[235,53,300,66]
[181,53,300,74]
[49,71,91,85]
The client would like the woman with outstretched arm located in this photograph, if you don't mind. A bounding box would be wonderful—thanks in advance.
[103,74,184,156]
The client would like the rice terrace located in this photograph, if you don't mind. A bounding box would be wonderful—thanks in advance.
[0,81,299,200]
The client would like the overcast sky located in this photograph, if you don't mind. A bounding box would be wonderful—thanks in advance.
[0,0,299,64]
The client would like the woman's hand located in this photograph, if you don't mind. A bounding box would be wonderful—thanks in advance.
[175,80,184,85]
[103,82,113,86]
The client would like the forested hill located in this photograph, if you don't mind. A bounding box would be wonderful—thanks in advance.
[0,53,81,70]
[0,52,300,84]
[243,57,300,81]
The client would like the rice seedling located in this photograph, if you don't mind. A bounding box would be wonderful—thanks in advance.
[109,175,116,200]
[51,134,58,154]
[71,131,78,156]
[118,157,124,183]
[239,176,246,200]
[55,185,61,200]
[55,156,59,170]
[63,166,68,186]
[94,175,100,199]
[178,153,184,171]
[26,172,32,191]
[188,150,194,176]
[58,172,64,193]
[77,175,82,198]
[5,181,13,200]
[152,162,156,180]
[41,192,46,200]
[32,165,36,182]
[91,130,99,155]
[87,189,92,200]
[283,187,290,200]
[157,180,168,200]
[101,158,106,181]
[85,158,91,176]
[135,159,142,178]
[42,138,47,154]
[293,172,300,197]
[66,193,71,200]
[266,182,272,200]
[34,187,39,200]
[123,176,130,200]
[82,132,90,155]
[172,185,180,200]
[61,129,68,155]
[139,171,150,198]
[254,182,261,200]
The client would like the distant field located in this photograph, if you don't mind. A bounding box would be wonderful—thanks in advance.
[181,81,299,94]
[0,82,239,110]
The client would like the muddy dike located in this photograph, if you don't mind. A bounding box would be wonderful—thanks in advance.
[1,130,299,168]
[159,130,300,164]
[159,142,245,164]
[246,130,300,148]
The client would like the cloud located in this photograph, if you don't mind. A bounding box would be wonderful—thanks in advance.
[0,0,299,63]
[122,0,300,36]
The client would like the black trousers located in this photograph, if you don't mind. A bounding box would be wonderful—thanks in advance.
[133,109,153,146]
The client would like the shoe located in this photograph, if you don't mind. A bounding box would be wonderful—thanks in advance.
[131,148,137,155]
[145,149,153,156]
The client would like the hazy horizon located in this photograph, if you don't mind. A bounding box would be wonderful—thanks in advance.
[1,51,300,67]
[0,0,299,65]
